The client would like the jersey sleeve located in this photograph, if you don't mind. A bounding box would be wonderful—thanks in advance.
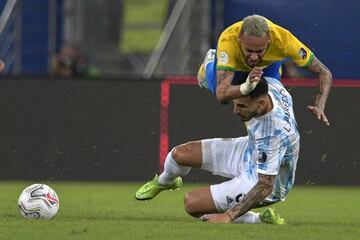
[216,36,237,71]
[256,135,287,175]
[285,31,315,68]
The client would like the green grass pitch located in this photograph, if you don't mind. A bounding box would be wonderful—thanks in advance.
[0,182,359,240]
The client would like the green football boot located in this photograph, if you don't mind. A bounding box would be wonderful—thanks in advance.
[260,208,285,225]
[135,175,183,200]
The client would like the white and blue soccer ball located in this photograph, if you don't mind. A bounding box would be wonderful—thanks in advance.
[18,184,60,219]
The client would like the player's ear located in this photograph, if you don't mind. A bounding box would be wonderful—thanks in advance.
[257,98,267,112]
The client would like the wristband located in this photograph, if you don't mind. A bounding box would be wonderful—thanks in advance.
[239,75,258,95]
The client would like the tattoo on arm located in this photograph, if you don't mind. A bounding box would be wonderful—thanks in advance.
[215,70,236,102]
[226,174,275,220]
[306,57,330,74]
[216,70,233,86]
[305,57,332,109]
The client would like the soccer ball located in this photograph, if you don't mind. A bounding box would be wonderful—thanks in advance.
[18,184,60,219]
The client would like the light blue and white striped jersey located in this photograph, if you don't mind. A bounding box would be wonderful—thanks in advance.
[246,77,300,202]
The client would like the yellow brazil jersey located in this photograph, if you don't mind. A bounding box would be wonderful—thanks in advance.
[216,19,314,72]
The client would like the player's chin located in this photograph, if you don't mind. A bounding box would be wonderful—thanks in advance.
[239,115,251,122]
[247,61,258,68]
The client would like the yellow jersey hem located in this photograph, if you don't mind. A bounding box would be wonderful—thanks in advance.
[216,66,236,71]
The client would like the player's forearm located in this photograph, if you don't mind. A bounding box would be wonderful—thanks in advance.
[215,70,239,103]
[314,70,332,110]
[225,175,274,220]
[306,57,333,110]
[225,184,267,220]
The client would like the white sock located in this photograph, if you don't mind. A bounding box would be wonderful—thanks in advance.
[233,211,262,224]
[158,149,191,185]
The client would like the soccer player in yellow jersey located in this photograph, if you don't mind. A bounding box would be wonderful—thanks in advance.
[197,14,332,126]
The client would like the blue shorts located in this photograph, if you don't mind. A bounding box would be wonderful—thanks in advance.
[205,55,283,94]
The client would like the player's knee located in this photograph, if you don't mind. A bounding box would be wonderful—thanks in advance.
[183,192,200,217]
[171,143,192,165]
[171,146,181,164]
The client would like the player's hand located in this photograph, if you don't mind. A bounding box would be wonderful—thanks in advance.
[0,60,5,72]
[248,67,263,83]
[307,105,330,126]
[240,67,263,95]
[199,213,232,223]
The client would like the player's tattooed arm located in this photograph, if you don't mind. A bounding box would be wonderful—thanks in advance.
[225,174,275,221]
[305,57,332,126]
[215,70,238,103]
[305,57,332,110]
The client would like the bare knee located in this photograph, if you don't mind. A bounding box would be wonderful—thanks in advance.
[183,187,217,218]
[172,141,202,167]
[183,192,200,217]
[171,146,180,163]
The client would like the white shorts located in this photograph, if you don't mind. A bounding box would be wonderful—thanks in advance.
[201,137,258,212]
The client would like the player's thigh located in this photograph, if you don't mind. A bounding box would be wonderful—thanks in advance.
[201,137,250,178]
[172,141,202,168]
[183,186,218,217]
[210,176,257,212]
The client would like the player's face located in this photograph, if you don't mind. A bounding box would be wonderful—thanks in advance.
[239,34,270,67]
[233,97,258,122]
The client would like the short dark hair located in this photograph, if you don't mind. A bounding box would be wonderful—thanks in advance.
[248,77,268,100]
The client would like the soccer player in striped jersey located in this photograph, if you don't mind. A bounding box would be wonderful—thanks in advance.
[136,76,298,224]
[197,14,332,126]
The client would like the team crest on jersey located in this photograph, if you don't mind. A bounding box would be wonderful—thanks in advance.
[257,152,267,163]
[298,47,307,59]
[218,51,229,64]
